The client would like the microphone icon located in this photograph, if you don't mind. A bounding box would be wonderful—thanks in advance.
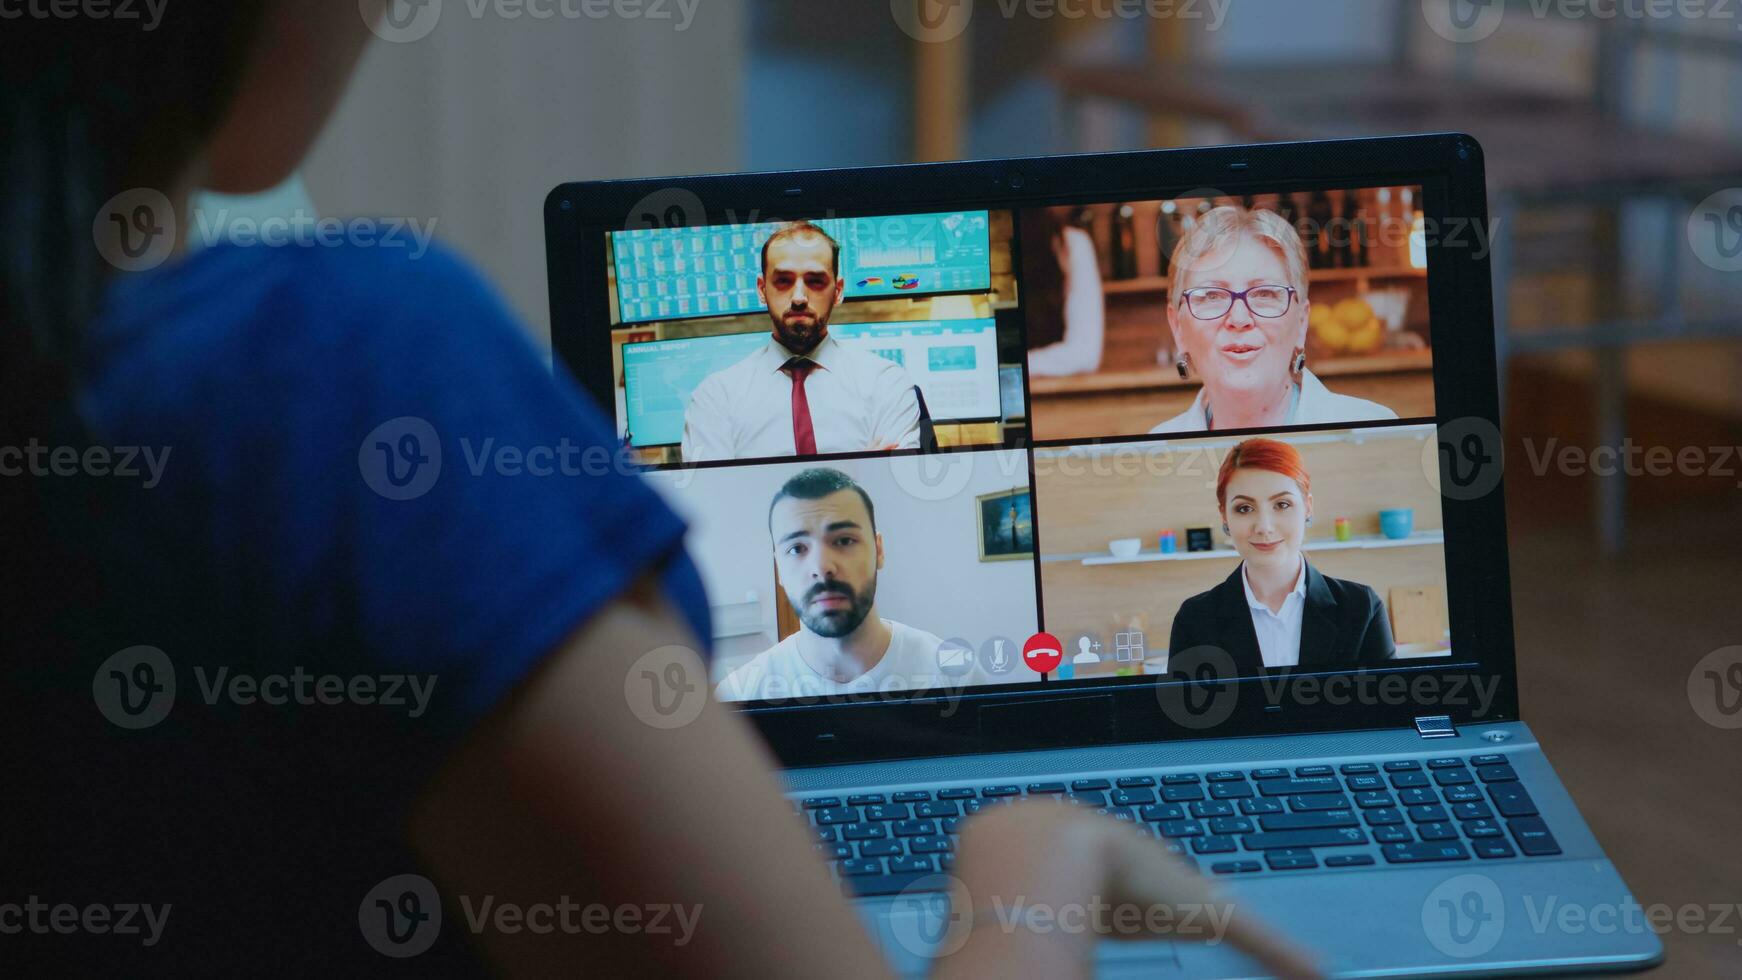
[982,637,1014,674]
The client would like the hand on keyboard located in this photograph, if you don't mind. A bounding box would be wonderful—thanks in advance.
[932,801,1324,980]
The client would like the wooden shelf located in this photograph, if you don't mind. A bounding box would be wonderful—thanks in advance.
[1101,265,1426,296]
[1028,347,1433,397]
[1055,530,1444,566]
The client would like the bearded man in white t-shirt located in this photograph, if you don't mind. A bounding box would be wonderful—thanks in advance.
[717,467,987,701]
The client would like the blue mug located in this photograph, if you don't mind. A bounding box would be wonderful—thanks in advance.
[1379,508,1414,540]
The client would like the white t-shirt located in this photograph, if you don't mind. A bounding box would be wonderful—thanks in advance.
[1242,558,1308,669]
[716,620,989,701]
[680,334,922,461]
[1149,368,1398,434]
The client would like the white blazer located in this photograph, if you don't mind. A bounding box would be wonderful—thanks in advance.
[1148,368,1398,434]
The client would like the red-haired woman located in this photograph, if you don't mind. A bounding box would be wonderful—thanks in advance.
[1168,438,1395,675]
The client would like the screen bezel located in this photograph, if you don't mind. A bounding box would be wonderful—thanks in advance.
[545,134,1516,769]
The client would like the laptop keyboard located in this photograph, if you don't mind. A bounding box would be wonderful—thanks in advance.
[796,753,1561,897]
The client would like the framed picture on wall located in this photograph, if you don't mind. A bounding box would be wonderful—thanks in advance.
[977,487,1034,562]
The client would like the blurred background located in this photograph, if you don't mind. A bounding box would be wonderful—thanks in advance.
[284,1,1738,972]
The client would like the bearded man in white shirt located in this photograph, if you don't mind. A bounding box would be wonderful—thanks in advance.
[717,467,989,701]
[679,222,922,462]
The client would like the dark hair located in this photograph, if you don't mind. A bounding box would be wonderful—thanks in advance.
[760,221,841,278]
[1,6,270,655]
[767,468,876,538]
[2,4,268,375]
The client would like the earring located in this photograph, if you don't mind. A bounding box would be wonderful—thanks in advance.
[1305,516,1313,526]
[1176,352,1192,380]
[1221,523,1229,535]
[1290,347,1307,378]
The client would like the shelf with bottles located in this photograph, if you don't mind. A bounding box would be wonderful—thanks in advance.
[1089,186,1430,291]
[1100,264,1427,297]
[1057,529,1445,566]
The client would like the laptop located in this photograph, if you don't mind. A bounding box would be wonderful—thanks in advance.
[544,135,1662,977]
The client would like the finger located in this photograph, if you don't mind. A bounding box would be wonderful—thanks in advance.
[1218,914,1326,980]
[1100,826,1324,980]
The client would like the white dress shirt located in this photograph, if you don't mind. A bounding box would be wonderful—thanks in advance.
[1242,557,1309,669]
[715,620,991,700]
[1149,368,1399,434]
[680,334,922,461]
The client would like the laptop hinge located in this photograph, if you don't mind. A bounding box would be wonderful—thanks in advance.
[1414,715,1457,739]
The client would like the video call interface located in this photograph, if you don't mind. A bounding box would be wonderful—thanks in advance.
[599,186,1457,704]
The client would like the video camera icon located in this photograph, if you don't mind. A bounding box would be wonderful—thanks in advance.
[1022,632,1063,675]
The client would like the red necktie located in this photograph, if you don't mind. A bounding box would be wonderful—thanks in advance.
[783,357,818,455]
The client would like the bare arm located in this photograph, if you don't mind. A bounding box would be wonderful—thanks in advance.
[410,575,1320,978]
[410,573,891,979]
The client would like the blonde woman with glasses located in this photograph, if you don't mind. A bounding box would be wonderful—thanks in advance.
[1152,206,1398,433]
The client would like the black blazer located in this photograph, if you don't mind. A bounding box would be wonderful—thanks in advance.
[1168,562,1395,677]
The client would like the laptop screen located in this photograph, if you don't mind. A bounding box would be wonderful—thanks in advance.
[593,185,1460,705]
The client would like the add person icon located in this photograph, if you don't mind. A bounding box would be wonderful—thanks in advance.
[1073,635,1102,665]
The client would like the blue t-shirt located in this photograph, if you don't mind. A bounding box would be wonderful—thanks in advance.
[6,239,709,974]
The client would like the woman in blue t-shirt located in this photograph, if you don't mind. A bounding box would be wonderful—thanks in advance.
[0,4,1315,977]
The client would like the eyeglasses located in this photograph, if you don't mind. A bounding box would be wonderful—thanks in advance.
[1180,284,1297,320]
